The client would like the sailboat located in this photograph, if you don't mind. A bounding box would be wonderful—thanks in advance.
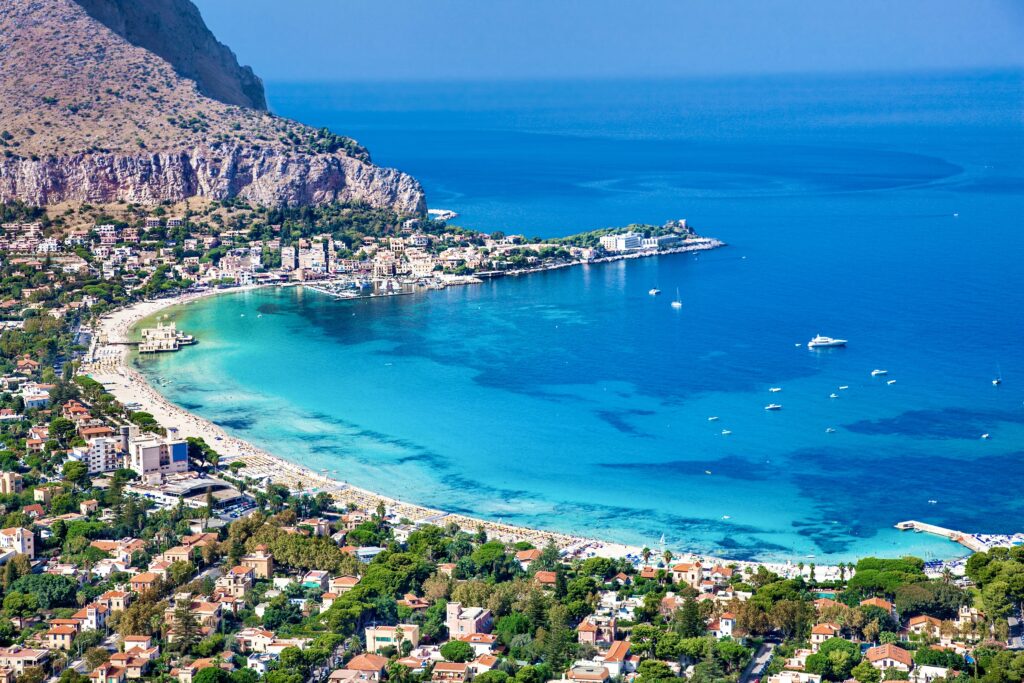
[993,364,1002,386]
[670,288,682,309]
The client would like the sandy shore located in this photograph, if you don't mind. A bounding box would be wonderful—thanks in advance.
[81,285,846,578]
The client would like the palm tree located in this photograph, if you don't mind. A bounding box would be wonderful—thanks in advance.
[839,563,847,582]
[641,547,652,566]
[797,561,804,577]
[663,550,674,568]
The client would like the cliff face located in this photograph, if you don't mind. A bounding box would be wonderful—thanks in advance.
[0,146,426,210]
[0,0,426,214]
[73,0,267,110]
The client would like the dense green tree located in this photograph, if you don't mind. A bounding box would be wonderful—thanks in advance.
[440,640,475,663]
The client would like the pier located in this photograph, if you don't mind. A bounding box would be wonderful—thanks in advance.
[138,322,196,353]
[895,520,988,553]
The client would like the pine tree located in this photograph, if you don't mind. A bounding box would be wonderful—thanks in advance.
[172,604,200,653]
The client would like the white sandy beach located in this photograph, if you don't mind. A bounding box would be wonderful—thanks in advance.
[81,286,845,578]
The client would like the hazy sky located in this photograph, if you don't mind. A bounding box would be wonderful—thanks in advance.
[193,0,1024,82]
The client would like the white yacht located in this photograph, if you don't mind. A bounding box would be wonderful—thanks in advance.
[807,334,847,349]
[829,393,839,399]
[871,369,888,376]
[981,433,991,440]
[838,385,849,390]
[720,429,732,436]
[670,288,683,309]
[825,427,837,433]
[707,416,720,421]
[769,387,782,393]
[648,288,661,296]
[887,379,897,385]
[764,403,782,411]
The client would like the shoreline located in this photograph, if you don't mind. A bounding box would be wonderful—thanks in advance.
[80,267,970,577]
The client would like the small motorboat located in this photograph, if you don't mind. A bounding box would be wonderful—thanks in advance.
[648,288,661,296]
[825,427,837,433]
[707,416,720,421]
[721,429,732,436]
[887,379,897,385]
[838,385,849,390]
[981,433,991,439]
[765,403,782,411]
[704,470,712,475]
[829,393,839,399]
[871,369,888,376]
[769,387,782,393]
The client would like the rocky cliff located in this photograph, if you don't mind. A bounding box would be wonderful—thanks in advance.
[74,0,267,110]
[0,0,425,214]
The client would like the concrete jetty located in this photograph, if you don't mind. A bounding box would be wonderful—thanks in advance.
[895,520,988,553]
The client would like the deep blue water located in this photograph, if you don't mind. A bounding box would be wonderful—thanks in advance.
[136,72,1024,561]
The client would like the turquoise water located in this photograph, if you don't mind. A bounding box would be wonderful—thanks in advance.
[136,71,1024,562]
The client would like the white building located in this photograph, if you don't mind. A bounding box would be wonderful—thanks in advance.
[0,527,34,558]
[128,436,189,479]
[599,232,642,253]
[71,437,124,474]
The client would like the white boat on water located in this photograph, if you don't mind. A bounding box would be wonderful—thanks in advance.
[808,334,847,349]
[829,393,839,399]
[649,288,661,296]
[769,387,782,393]
[838,385,849,390]
[826,427,837,433]
[887,379,897,385]
[721,429,732,436]
[764,403,782,411]
[871,369,888,376]
[981,433,991,439]
[707,416,720,421]
[670,288,682,309]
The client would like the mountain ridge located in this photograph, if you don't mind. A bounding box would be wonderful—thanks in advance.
[0,0,425,213]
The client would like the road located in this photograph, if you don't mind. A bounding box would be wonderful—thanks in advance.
[741,641,777,683]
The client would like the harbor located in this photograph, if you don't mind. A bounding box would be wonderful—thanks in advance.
[895,520,1024,554]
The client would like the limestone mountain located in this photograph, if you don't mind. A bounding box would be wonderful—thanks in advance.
[74,0,267,110]
[0,0,425,213]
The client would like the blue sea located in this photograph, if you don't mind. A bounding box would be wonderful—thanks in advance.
[135,71,1024,562]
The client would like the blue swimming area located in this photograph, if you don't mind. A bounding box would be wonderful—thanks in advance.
[135,71,1024,562]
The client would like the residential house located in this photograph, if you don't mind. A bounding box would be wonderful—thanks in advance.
[0,527,33,558]
[433,663,471,683]
[129,572,160,594]
[515,548,541,570]
[365,624,420,654]
[0,647,49,675]
[566,665,610,683]
[240,546,273,579]
[577,615,617,648]
[446,603,493,637]
[0,472,23,495]
[908,615,943,639]
[866,644,914,672]
[458,633,497,657]
[810,623,839,651]
[215,565,254,598]
[344,653,389,682]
